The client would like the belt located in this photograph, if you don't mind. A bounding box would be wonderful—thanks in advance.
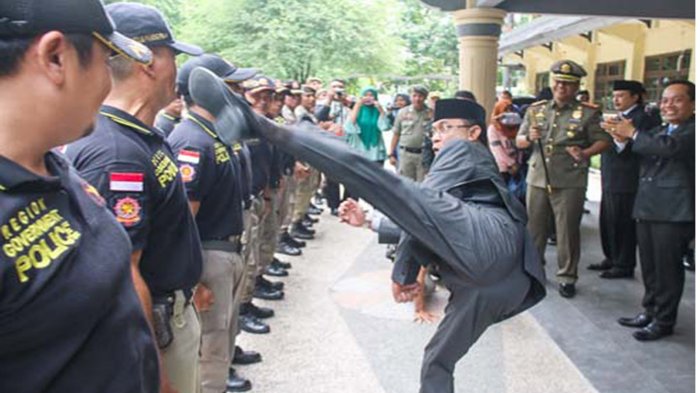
[202,235,242,252]
[153,288,193,309]
[400,146,423,154]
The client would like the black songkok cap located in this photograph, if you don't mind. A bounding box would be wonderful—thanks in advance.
[612,80,645,95]
[434,98,486,124]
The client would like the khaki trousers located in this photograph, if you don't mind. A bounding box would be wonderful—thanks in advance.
[526,185,586,284]
[279,174,296,231]
[292,169,320,222]
[241,199,263,304]
[162,297,201,393]
[398,149,426,182]
[258,191,280,272]
[199,249,245,393]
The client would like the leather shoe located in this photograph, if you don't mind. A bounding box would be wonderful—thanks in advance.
[600,268,633,279]
[304,213,319,224]
[283,232,305,248]
[587,259,612,271]
[291,224,314,240]
[300,219,316,233]
[253,286,284,301]
[558,283,576,298]
[271,258,292,270]
[264,264,289,277]
[232,346,262,365]
[247,302,274,319]
[330,208,339,216]
[239,314,270,334]
[227,368,252,392]
[257,275,284,291]
[633,321,673,341]
[618,312,653,328]
[307,204,323,215]
[276,241,301,256]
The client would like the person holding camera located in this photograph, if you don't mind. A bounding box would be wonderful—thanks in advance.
[591,80,661,278]
[344,86,390,165]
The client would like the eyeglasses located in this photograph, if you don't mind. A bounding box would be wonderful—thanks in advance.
[432,122,472,135]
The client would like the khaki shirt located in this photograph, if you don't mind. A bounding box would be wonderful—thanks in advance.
[392,105,432,149]
[518,100,610,189]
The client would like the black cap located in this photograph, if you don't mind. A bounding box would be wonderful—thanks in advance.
[434,99,486,124]
[223,66,257,83]
[177,53,236,97]
[106,2,202,56]
[612,80,645,95]
[0,0,152,64]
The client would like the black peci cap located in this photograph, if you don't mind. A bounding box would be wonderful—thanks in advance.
[0,0,152,64]
[612,80,645,95]
[106,2,202,56]
[177,53,237,97]
[434,98,486,124]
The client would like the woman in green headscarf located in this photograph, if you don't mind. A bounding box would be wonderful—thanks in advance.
[345,86,390,164]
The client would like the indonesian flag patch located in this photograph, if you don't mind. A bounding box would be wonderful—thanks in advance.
[110,172,144,192]
[177,150,200,164]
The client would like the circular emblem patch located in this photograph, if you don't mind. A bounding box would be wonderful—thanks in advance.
[179,164,196,183]
[114,197,142,227]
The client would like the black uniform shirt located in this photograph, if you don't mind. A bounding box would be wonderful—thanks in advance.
[247,137,272,196]
[233,141,253,209]
[155,112,180,137]
[168,113,244,239]
[0,152,158,393]
[66,105,202,297]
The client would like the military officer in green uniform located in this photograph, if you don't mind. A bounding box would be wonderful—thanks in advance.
[390,85,433,181]
[516,60,611,298]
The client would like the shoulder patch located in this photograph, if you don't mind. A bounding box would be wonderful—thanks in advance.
[113,196,142,227]
[179,163,197,183]
[110,172,144,192]
[177,149,200,164]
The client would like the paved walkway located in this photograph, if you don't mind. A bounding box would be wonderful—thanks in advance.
[238,199,695,393]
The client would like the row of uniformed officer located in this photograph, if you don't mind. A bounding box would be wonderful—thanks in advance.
[0,1,161,392]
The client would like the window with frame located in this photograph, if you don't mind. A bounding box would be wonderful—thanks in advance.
[535,72,549,94]
[644,50,692,103]
[594,60,626,110]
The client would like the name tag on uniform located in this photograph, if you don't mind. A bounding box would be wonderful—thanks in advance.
[110,172,144,192]
[177,150,200,164]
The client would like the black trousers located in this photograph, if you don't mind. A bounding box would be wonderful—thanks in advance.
[599,191,637,271]
[637,220,693,327]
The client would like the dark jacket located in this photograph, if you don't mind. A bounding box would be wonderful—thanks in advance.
[601,105,661,193]
[632,118,695,222]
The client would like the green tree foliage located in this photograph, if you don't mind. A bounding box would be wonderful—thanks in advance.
[382,0,459,94]
[177,0,401,82]
[102,0,463,92]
